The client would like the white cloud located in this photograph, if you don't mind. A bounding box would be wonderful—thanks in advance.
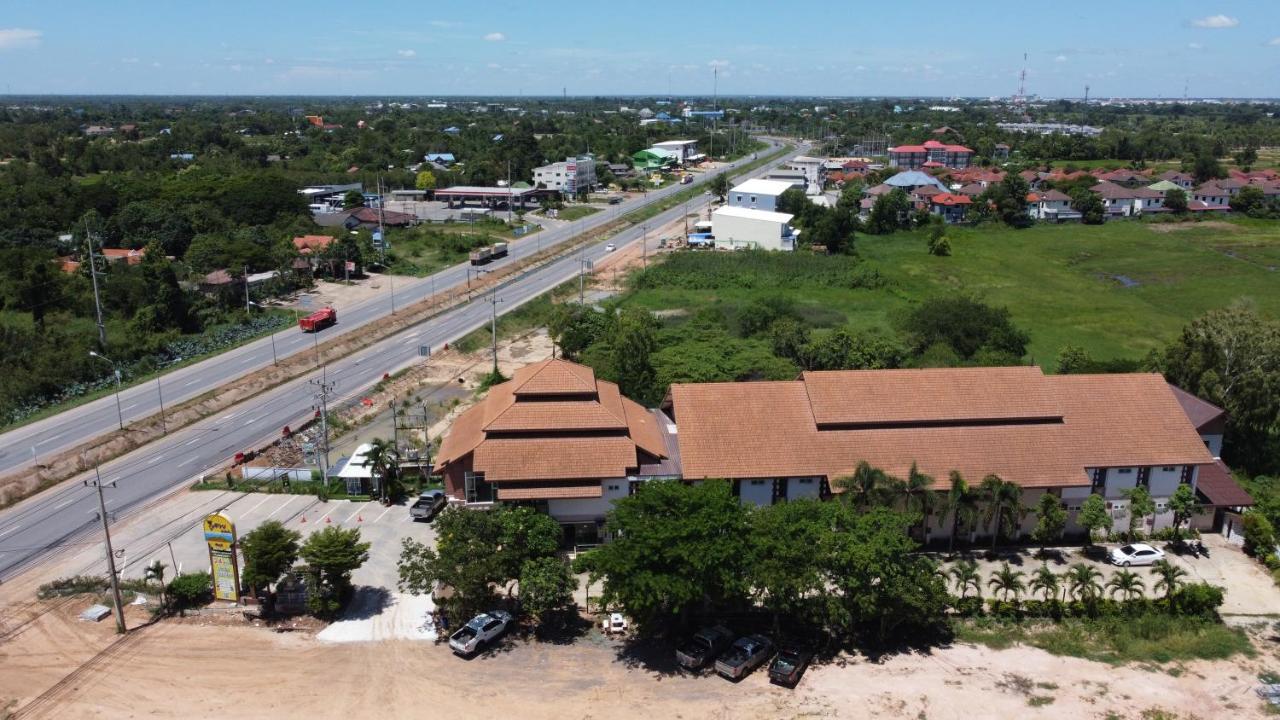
[151,62,162,68]
[483,32,506,42]
[1055,54,1068,62]
[708,59,731,69]
[1191,14,1238,28]
[0,28,41,50]
[229,64,243,72]
[397,49,416,58]
[487,62,501,69]
[1188,42,1203,50]
[1270,37,1280,46]
[264,58,275,65]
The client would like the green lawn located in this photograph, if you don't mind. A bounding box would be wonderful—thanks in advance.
[386,221,535,276]
[623,218,1280,370]
[554,206,600,222]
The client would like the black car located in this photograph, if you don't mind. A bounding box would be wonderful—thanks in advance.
[768,645,813,687]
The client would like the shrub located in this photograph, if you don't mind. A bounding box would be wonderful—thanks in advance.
[1243,511,1276,556]
[1171,583,1225,619]
[166,572,213,614]
[37,575,110,599]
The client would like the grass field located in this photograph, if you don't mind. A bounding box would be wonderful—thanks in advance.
[553,206,600,222]
[623,218,1280,370]
[386,221,537,276]
[954,615,1253,665]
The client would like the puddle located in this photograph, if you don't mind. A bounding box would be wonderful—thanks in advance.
[1097,273,1141,288]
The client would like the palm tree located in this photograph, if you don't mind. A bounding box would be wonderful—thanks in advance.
[987,562,1026,601]
[365,437,400,503]
[1066,563,1104,602]
[1028,565,1060,601]
[1107,570,1146,601]
[835,461,894,510]
[981,475,1025,551]
[903,462,940,543]
[946,471,979,553]
[949,559,982,599]
[1151,559,1188,602]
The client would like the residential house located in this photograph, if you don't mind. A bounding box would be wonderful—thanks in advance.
[785,155,825,192]
[1158,171,1195,190]
[1168,386,1252,536]
[993,143,1011,160]
[1026,189,1080,222]
[100,248,147,265]
[1191,183,1231,210]
[432,358,676,544]
[711,206,800,251]
[883,170,949,194]
[292,235,335,256]
[341,207,416,230]
[728,178,798,212]
[928,193,972,223]
[631,148,678,172]
[956,182,987,198]
[1092,182,1165,217]
[424,152,456,167]
[1094,168,1151,186]
[888,139,975,170]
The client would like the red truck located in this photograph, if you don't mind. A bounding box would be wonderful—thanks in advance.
[299,307,337,332]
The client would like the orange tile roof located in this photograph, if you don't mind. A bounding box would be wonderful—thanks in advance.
[293,235,334,254]
[484,400,626,432]
[673,368,1214,491]
[498,483,604,500]
[474,436,639,481]
[801,366,1060,427]
[510,358,597,396]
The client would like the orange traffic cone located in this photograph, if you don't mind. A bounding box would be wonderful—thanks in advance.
[357,515,363,522]
[325,516,331,524]
[300,514,307,523]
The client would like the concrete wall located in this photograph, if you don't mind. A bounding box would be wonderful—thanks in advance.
[713,212,793,251]
[787,477,821,500]
[547,478,630,521]
[729,191,781,212]
[739,479,774,506]
[1202,433,1223,457]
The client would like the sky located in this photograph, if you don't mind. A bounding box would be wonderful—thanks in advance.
[1,1,1279,98]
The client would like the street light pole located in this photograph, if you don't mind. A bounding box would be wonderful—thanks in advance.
[88,468,126,635]
[89,351,125,431]
[248,302,278,366]
[489,289,504,375]
[155,377,167,435]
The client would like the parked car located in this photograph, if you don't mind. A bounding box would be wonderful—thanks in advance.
[448,610,513,656]
[676,625,734,669]
[1110,543,1165,567]
[601,612,628,634]
[768,645,814,687]
[409,490,447,521]
[714,634,774,680]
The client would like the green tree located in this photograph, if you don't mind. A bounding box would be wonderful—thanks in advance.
[1029,565,1060,601]
[547,304,607,361]
[415,170,437,191]
[1160,305,1280,475]
[945,471,979,553]
[342,189,365,209]
[609,307,660,406]
[1106,569,1146,601]
[364,437,402,502]
[1066,563,1103,602]
[1077,493,1111,545]
[981,174,1032,228]
[866,189,912,235]
[1233,146,1258,171]
[926,219,952,257]
[1151,559,1187,602]
[1164,187,1188,214]
[166,572,213,616]
[239,520,302,598]
[576,480,749,631]
[143,560,168,608]
[987,562,1026,601]
[1168,484,1201,539]
[1242,511,1276,556]
[709,172,730,201]
[1231,185,1267,215]
[1069,187,1105,225]
[1192,151,1223,183]
[300,526,370,618]
[949,559,981,599]
[1122,486,1155,537]
[748,499,833,632]
[980,474,1024,550]
[901,296,1030,363]
[1031,492,1067,552]
[518,557,577,626]
[834,461,895,511]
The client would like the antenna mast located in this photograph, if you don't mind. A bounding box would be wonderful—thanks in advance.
[1015,52,1028,105]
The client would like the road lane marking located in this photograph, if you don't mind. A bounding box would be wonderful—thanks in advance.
[184,378,202,387]
[0,523,24,538]
[178,456,197,467]
[265,496,298,519]
[316,504,339,523]
[344,502,371,524]
[185,438,202,446]
[122,403,139,411]
[53,495,80,510]
[36,432,67,446]
[373,505,394,524]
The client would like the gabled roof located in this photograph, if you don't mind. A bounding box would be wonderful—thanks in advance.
[1195,459,1253,507]
[930,193,972,206]
[293,235,334,254]
[1167,384,1225,431]
[510,358,598,396]
[1029,189,1071,203]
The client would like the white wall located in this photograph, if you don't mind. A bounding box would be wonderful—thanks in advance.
[1102,467,1138,498]
[787,477,821,500]
[1148,466,1182,498]
[1202,434,1223,457]
[546,479,631,521]
[739,479,773,507]
[713,212,793,251]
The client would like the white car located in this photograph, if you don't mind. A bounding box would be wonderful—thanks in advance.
[604,243,616,252]
[1109,543,1165,567]
[601,612,628,634]
[448,610,513,655]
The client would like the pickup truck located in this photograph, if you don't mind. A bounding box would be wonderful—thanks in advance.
[768,645,813,687]
[714,634,773,680]
[409,490,446,521]
[676,625,734,669]
[449,610,513,656]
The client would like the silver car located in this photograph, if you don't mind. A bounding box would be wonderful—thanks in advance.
[1109,543,1165,567]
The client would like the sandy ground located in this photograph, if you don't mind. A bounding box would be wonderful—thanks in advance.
[1,599,1275,720]
[1147,220,1240,233]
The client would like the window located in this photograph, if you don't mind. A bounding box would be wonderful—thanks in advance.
[797,478,814,485]
[1118,468,1134,474]
[1161,466,1176,472]
[750,479,767,486]
[464,471,492,503]
[607,484,620,492]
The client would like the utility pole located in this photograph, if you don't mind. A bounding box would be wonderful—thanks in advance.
[155,377,167,435]
[488,289,504,375]
[86,233,107,348]
[309,378,334,477]
[87,468,127,635]
[641,224,648,269]
[243,265,251,319]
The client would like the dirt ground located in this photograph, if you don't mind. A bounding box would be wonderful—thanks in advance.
[1146,220,1240,233]
[1,598,1275,720]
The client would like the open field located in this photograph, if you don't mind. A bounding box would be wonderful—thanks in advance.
[623,218,1280,369]
[385,220,537,276]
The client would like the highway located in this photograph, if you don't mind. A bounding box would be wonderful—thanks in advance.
[0,141,801,581]
[0,140,782,476]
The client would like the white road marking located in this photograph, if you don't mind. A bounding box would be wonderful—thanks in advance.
[53,495,80,510]
[244,416,257,425]
[184,378,202,387]
[316,504,339,523]
[344,502,371,524]
[178,457,198,467]
[373,505,395,524]
[147,454,165,465]
[244,494,274,516]
[265,496,298,519]
[184,438,201,447]
[0,523,24,538]
[122,403,139,411]
[37,432,67,446]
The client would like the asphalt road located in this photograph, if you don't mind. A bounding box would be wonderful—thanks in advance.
[0,141,801,581]
[0,140,782,476]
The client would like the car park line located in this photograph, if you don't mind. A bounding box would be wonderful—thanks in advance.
[373,505,395,524]
[243,494,275,516]
[264,495,299,520]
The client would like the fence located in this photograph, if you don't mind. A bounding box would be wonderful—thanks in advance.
[242,467,313,483]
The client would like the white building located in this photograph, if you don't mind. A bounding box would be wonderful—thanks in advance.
[728,178,798,212]
[786,155,825,193]
[711,206,799,252]
[533,156,597,195]
[651,140,703,164]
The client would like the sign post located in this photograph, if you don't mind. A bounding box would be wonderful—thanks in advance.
[203,512,241,603]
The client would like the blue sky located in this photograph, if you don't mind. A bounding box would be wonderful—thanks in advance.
[1,1,1278,97]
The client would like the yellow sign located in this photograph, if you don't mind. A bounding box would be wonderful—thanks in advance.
[202,512,240,602]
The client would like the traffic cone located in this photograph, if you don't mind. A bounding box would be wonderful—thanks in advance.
[300,514,307,523]
[357,515,363,522]
[325,516,331,524]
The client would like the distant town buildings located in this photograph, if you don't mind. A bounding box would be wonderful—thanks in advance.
[533,156,597,194]
[888,140,975,170]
